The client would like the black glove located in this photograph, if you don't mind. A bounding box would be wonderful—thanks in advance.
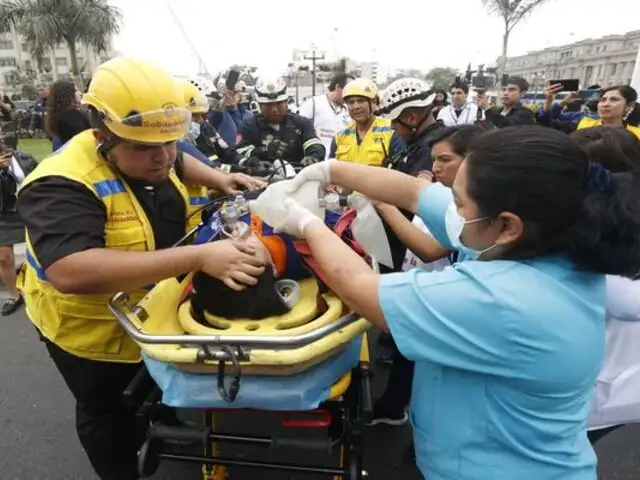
[240,155,261,168]
[246,161,273,177]
[267,139,289,160]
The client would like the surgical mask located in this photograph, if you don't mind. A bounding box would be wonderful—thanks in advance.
[187,121,201,142]
[444,202,496,261]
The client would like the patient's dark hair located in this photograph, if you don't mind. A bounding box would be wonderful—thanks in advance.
[191,268,291,320]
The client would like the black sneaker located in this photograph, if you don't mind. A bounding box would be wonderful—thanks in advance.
[365,403,408,427]
[2,295,24,316]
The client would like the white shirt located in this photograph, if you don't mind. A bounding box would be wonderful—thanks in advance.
[589,276,640,430]
[298,94,351,159]
[437,103,484,127]
[402,215,451,273]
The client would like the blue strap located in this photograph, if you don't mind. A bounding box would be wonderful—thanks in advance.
[26,251,48,281]
[189,196,210,206]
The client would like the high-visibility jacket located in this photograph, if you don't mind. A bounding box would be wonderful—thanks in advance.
[577,117,640,140]
[335,117,394,166]
[17,130,202,363]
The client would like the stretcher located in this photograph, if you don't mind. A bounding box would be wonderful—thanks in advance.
[110,180,375,479]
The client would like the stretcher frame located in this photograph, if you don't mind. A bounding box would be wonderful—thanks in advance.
[112,273,375,478]
[122,334,373,479]
[110,187,376,478]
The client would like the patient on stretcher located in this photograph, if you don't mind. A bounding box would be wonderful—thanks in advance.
[191,214,316,320]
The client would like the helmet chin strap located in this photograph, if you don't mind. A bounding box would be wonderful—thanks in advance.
[396,109,431,138]
[97,135,118,161]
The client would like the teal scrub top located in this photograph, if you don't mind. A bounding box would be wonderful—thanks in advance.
[377,185,606,480]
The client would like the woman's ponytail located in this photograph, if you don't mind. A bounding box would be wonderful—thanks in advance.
[566,167,640,278]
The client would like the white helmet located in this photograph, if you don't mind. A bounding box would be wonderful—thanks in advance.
[254,77,288,104]
[181,75,216,96]
[380,78,436,120]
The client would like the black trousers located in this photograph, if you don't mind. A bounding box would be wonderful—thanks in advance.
[588,424,623,445]
[378,336,414,412]
[44,340,142,480]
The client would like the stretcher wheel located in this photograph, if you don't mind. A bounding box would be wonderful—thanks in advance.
[138,438,161,478]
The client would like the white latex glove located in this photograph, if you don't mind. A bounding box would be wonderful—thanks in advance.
[286,160,333,191]
[249,180,324,229]
[273,198,323,238]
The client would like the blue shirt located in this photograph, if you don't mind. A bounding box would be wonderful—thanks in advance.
[176,140,211,165]
[207,110,238,149]
[377,186,605,480]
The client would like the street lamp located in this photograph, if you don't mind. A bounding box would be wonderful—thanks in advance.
[286,62,301,105]
[303,44,325,97]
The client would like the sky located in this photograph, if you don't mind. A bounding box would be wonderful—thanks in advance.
[109,0,640,78]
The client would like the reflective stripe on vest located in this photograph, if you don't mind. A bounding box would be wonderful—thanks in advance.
[335,117,394,166]
[17,130,201,363]
[93,178,127,197]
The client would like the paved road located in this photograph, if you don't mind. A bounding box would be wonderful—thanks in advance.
[1,306,639,479]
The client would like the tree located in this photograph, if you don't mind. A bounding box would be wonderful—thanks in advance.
[425,67,459,89]
[399,68,426,79]
[482,0,549,82]
[0,0,121,90]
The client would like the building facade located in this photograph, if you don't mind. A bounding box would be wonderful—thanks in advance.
[0,26,113,95]
[503,30,640,90]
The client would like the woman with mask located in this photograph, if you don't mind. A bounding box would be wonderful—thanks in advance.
[258,125,640,480]
[178,79,238,166]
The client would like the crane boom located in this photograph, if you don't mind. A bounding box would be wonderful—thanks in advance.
[163,0,214,81]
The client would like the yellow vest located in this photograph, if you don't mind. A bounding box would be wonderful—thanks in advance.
[335,117,394,166]
[577,117,640,140]
[17,130,202,363]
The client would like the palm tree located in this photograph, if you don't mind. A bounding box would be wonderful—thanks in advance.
[0,0,121,89]
[482,0,549,83]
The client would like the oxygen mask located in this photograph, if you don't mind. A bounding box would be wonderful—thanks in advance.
[220,194,251,239]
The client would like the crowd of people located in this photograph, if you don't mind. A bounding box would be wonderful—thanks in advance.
[1,54,640,480]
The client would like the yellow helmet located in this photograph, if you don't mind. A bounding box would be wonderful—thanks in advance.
[343,78,379,101]
[180,79,209,114]
[82,57,191,144]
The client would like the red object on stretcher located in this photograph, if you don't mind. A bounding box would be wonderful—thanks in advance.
[293,208,368,286]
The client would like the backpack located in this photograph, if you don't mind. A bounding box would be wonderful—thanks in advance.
[0,165,19,214]
[0,151,38,214]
